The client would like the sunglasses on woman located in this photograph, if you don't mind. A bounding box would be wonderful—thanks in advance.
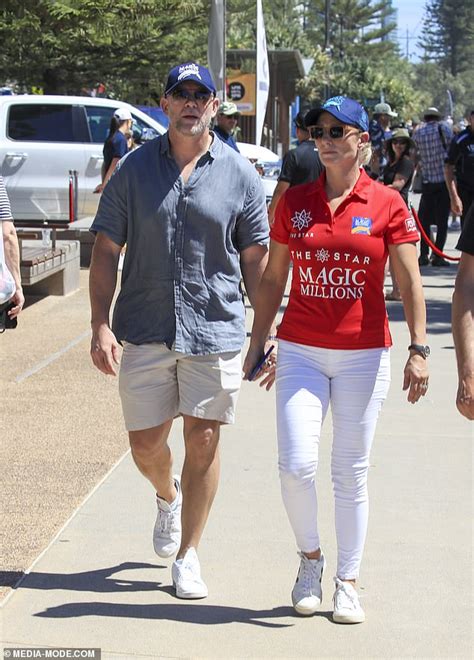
[392,139,409,145]
[309,125,356,140]
[169,88,213,103]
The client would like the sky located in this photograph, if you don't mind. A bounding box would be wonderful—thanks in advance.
[392,0,427,61]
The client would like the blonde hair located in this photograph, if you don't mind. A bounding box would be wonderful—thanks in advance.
[358,141,372,166]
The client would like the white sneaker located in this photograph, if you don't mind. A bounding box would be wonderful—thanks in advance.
[172,547,208,599]
[332,576,365,624]
[291,551,326,615]
[153,476,182,558]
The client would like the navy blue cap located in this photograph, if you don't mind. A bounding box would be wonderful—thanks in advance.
[165,62,216,96]
[305,96,369,132]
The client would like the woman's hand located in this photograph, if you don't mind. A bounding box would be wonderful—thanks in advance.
[8,287,25,319]
[402,354,429,403]
[243,341,277,391]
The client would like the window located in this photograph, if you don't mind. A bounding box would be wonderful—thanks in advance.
[85,106,115,144]
[8,104,76,142]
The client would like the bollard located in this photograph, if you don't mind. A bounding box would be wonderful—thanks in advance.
[68,170,79,223]
[41,228,52,247]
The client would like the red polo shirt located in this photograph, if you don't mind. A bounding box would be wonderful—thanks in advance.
[271,169,419,349]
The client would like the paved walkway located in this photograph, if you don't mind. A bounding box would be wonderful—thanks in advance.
[1,230,472,659]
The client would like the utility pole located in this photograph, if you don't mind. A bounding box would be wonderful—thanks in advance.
[324,0,331,99]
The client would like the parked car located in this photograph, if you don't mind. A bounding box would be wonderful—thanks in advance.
[0,95,167,223]
[237,142,281,205]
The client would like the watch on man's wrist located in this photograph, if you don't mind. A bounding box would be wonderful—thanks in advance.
[408,344,430,359]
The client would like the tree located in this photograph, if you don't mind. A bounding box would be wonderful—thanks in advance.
[418,0,474,77]
[302,0,399,61]
[0,0,209,102]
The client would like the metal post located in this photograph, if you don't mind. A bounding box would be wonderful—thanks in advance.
[324,0,331,99]
[223,0,227,101]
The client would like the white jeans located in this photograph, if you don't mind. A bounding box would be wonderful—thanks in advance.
[276,340,391,579]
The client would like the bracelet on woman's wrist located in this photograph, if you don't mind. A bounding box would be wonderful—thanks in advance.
[268,334,277,341]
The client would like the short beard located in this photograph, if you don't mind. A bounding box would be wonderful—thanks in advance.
[176,117,208,136]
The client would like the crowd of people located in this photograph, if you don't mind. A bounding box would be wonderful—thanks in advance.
[1,61,472,626]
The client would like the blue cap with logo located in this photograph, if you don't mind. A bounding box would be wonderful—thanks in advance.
[165,62,216,96]
[305,96,369,132]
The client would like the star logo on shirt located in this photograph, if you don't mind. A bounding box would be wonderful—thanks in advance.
[291,209,312,231]
[315,248,330,263]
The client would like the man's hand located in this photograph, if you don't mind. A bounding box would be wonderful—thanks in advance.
[450,194,463,217]
[93,183,104,194]
[456,374,474,420]
[402,354,429,403]
[242,340,277,391]
[90,323,121,375]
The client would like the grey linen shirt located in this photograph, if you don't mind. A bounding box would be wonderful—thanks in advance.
[91,133,269,355]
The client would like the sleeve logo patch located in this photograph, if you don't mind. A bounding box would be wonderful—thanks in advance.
[291,209,312,231]
[405,217,417,232]
[351,217,372,235]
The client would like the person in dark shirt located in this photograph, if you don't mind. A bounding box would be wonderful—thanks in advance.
[452,203,474,419]
[383,128,415,300]
[94,107,132,194]
[383,128,415,206]
[213,101,241,152]
[368,102,397,177]
[268,111,323,225]
[445,110,474,228]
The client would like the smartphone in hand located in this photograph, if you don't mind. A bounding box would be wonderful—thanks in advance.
[247,345,275,381]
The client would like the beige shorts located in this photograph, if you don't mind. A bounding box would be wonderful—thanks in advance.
[119,343,242,431]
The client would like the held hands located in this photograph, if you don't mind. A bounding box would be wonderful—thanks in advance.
[456,374,474,420]
[243,340,277,391]
[90,323,121,375]
[403,354,429,403]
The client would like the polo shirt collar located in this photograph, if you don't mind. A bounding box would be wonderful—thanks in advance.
[313,167,371,203]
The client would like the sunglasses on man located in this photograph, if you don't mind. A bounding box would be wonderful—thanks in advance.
[309,125,359,140]
[168,88,213,103]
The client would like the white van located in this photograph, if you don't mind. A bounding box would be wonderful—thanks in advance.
[0,95,167,223]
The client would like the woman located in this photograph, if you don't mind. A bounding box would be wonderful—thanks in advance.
[383,128,415,300]
[94,107,133,193]
[383,127,415,206]
[243,97,428,624]
[0,175,24,323]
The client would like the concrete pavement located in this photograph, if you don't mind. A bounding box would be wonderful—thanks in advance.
[1,229,472,659]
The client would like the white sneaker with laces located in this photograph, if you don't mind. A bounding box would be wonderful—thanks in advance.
[291,551,326,615]
[153,475,182,558]
[172,547,208,599]
[332,576,365,624]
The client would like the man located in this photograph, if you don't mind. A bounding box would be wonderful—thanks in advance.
[452,203,474,420]
[414,106,453,267]
[444,110,474,228]
[213,101,241,152]
[267,111,323,225]
[368,102,397,177]
[89,62,270,599]
[0,175,24,322]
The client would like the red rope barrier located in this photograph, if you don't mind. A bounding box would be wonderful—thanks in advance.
[410,205,460,262]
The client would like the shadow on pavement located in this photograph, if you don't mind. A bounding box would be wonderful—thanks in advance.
[33,601,332,627]
[1,562,165,593]
[387,297,453,337]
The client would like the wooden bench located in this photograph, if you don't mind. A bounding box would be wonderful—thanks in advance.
[19,237,80,296]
